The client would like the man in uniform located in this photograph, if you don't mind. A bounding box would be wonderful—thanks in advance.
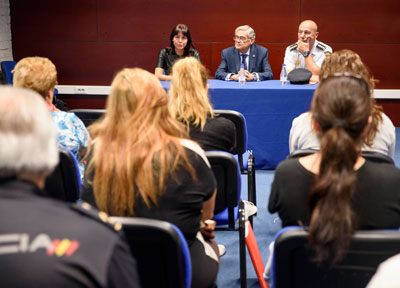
[215,25,273,81]
[284,20,332,77]
[0,87,141,287]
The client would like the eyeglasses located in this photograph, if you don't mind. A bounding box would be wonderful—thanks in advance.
[233,36,249,42]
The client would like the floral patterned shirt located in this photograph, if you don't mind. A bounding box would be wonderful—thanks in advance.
[51,111,90,180]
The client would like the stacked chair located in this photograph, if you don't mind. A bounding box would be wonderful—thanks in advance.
[214,110,256,207]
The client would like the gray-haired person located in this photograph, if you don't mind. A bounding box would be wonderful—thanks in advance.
[215,25,273,81]
[0,87,141,288]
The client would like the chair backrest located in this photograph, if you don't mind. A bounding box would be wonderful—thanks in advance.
[213,110,256,208]
[214,109,248,155]
[272,227,400,288]
[287,149,318,159]
[1,61,16,84]
[288,150,394,165]
[44,149,80,202]
[205,151,241,227]
[68,109,106,127]
[361,150,394,165]
[110,217,191,288]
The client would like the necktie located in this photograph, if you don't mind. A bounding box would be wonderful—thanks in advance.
[241,54,248,70]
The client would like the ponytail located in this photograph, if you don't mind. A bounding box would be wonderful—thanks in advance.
[309,126,358,263]
[309,74,371,263]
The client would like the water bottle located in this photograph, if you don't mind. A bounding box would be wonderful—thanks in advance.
[280,64,287,85]
[238,64,245,85]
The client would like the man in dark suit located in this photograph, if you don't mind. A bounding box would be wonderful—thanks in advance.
[215,25,273,81]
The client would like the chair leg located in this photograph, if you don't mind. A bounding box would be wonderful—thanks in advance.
[247,153,256,218]
[228,208,235,229]
[244,153,256,228]
[247,153,256,206]
[239,201,247,288]
[251,163,256,207]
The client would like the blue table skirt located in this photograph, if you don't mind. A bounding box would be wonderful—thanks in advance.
[162,80,316,169]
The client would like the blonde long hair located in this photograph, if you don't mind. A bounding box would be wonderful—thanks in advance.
[168,57,213,129]
[87,68,194,216]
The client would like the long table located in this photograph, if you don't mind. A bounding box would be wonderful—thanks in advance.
[162,80,317,169]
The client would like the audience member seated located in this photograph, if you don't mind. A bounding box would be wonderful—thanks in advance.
[169,57,237,153]
[13,57,91,180]
[269,74,400,263]
[289,49,395,159]
[0,86,140,287]
[155,24,201,81]
[80,68,220,288]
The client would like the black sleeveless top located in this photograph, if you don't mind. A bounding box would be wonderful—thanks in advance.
[156,47,201,75]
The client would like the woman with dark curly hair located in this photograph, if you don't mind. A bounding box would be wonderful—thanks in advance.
[289,49,395,159]
[270,74,400,263]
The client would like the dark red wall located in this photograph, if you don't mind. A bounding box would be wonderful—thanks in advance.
[10,0,400,88]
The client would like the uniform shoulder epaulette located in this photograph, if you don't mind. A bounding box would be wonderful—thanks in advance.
[70,202,123,232]
[289,43,298,51]
[316,43,327,51]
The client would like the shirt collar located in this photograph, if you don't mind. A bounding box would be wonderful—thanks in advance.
[238,47,250,56]
[310,40,319,55]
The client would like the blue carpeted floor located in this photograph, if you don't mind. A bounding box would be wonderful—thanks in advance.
[215,127,400,287]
